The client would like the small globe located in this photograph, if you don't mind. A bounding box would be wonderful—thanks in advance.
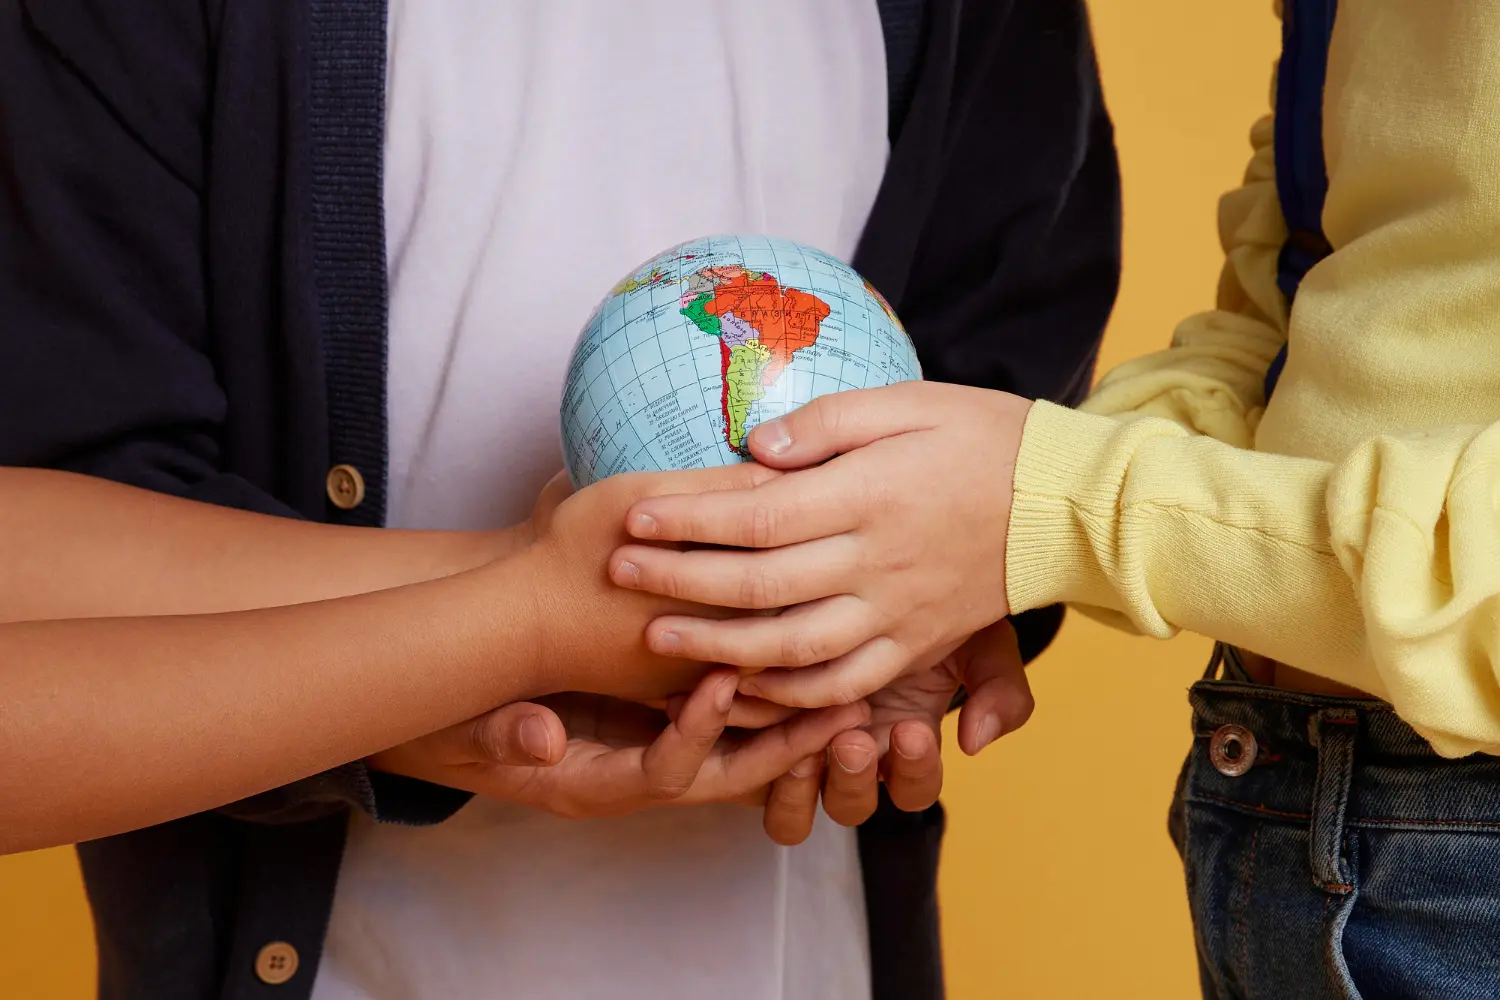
[561,235,922,488]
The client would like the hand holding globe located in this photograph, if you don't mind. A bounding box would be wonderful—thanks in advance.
[549,235,958,839]
[580,239,1033,774]
[551,235,1028,839]
[561,234,922,489]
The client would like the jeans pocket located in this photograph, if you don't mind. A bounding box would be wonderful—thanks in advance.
[1180,797,1371,1000]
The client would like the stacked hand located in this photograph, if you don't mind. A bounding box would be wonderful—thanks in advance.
[369,669,870,822]
[753,619,1034,842]
[375,383,1039,842]
[372,463,876,829]
[600,382,1036,834]
[369,620,1031,845]
[611,382,1033,710]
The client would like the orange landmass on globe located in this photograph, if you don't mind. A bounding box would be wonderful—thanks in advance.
[676,266,833,455]
[702,271,831,386]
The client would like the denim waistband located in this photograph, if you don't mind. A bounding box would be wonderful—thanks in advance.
[1187,680,1500,833]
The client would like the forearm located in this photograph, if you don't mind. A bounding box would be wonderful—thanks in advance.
[0,562,544,853]
[1008,402,1359,664]
[1008,402,1500,757]
[0,468,523,621]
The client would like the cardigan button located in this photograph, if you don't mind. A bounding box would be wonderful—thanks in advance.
[254,941,300,985]
[326,464,366,511]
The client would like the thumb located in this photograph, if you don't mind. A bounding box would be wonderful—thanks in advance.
[745,382,938,469]
[953,620,1034,757]
[462,702,568,767]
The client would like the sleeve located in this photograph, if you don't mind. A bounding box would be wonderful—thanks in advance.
[0,1,283,510]
[897,0,1123,667]
[1079,113,1288,447]
[1018,107,1290,638]
[1008,405,1500,760]
[0,2,466,824]
[1003,66,1500,758]
[901,0,1121,408]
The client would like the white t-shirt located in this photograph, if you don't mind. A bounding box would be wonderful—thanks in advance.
[311,4,890,998]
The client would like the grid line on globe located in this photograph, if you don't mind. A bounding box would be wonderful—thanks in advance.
[561,235,922,488]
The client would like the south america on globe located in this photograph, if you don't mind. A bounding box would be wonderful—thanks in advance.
[561,235,922,488]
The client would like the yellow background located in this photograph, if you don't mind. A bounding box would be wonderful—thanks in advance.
[0,2,1279,997]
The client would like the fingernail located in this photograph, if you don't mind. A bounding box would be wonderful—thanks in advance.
[790,755,821,779]
[631,513,659,538]
[653,630,680,653]
[613,560,640,586]
[520,716,554,762]
[833,745,873,773]
[976,713,1003,752]
[755,420,791,455]
[893,729,929,760]
[714,676,737,713]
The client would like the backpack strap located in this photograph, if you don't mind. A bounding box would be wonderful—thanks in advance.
[1264,0,1338,400]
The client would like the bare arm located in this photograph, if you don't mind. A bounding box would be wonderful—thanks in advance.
[0,567,540,853]
[0,465,759,853]
[0,467,522,622]
[0,468,537,851]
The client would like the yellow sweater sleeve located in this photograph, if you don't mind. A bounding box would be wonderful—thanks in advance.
[1009,406,1500,759]
[1080,113,1286,450]
[1008,3,1500,757]
[1045,110,1291,638]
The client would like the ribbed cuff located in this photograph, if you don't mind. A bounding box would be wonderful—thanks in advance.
[1006,401,1128,617]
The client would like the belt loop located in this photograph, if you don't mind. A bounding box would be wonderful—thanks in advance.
[1204,642,1227,681]
[1308,707,1358,894]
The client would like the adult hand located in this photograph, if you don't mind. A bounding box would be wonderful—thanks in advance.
[758,620,1034,843]
[369,670,870,821]
[609,382,1033,708]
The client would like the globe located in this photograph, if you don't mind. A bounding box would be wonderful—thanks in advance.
[561,235,923,488]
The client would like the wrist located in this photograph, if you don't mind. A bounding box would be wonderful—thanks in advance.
[430,524,533,576]
[466,542,559,703]
[1004,401,1119,614]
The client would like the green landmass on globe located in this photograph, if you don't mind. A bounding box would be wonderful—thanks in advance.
[562,235,921,488]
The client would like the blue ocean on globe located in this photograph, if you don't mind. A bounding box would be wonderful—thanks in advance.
[561,235,922,488]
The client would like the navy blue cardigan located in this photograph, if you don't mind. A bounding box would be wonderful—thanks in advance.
[0,1,1120,998]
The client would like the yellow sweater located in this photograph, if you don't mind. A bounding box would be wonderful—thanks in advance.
[1006,0,1500,757]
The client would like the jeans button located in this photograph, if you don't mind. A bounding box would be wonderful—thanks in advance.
[1209,724,1257,777]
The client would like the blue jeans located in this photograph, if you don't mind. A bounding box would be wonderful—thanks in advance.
[1170,648,1500,998]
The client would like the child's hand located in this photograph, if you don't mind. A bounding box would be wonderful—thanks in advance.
[817,621,1034,828]
[753,620,1034,844]
[370,670,870,821]
[516,463,780,704]
[608,382,1032,708]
